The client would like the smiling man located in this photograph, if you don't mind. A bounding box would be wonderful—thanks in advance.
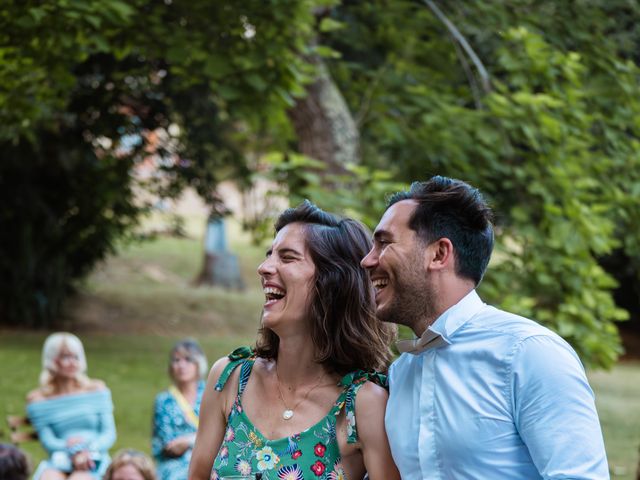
[361,176,609,479]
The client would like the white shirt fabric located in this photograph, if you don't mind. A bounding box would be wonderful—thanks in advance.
[385,290,609,479]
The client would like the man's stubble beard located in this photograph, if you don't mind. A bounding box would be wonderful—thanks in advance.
[377,251,436,334]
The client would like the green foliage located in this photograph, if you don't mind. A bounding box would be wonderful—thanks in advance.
[2,0,639,369]
[257,152,406,228]
[0,138,140,328]
[0,0,135,142]
[317,1,640,368]
[0,0,320,327]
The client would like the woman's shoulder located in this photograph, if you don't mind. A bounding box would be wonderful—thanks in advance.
[153,389,178,414]
[349,380,389,439]
[86,378,108,392]
[209,355,237,392]
[210,346,259,391]
[211,354,232,372]
[343,371,389,415]
[27,379,107,402]
[354,380,389,405]
[26,387,45,403]
[341,369,388,389]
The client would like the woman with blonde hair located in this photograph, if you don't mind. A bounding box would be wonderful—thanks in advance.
[102,450,156,480]
[26,332,116,480]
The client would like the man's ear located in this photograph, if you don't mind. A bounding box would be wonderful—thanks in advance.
[424,238,454,272]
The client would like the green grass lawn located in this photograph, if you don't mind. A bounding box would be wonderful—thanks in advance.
[1,214,639,478]
[590,362,640,478]
[2,334,639,478]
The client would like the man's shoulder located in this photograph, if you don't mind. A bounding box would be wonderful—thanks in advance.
[470,304,561,343]
[389,351,422,377]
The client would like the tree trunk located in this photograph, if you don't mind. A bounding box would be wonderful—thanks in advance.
[194,216,245,290]
[288,60,359,172]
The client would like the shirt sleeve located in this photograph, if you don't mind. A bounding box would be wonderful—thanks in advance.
[87,408,117,452]
[152,393,174,458]
[510,335,609,479]
[36,424,68,452]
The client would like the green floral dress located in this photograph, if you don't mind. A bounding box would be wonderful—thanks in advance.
[210,347,387,480]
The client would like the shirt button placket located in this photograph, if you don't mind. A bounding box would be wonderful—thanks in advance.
[418,349,440,479]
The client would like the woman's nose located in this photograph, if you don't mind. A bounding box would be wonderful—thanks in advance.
[258,256,275,276]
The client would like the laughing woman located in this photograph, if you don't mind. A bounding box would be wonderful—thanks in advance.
[190,201,400,480]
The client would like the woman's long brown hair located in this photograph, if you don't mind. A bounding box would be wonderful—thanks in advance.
[255,201,396,375]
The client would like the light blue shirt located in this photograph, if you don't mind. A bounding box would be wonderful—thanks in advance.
[385,290,609,479]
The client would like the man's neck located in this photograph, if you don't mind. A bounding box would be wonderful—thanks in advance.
[412,283,475,337]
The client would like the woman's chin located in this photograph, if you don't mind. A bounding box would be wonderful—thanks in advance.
[260,314,277,330]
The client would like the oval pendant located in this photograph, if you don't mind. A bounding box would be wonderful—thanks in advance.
[283,409,294,420]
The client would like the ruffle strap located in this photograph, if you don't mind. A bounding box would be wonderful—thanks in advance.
[214,346,256,392]
[337,370,388,444]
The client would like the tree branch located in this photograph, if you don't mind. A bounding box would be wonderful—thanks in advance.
[423,0,491,93]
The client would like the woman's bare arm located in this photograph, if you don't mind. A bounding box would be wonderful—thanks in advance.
[356,382,400,480]
[188,357,232,480]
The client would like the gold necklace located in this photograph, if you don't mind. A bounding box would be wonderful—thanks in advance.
[275,365,325,421]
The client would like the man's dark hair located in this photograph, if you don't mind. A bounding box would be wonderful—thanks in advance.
[388,176,494,285]
[255,200,396,375]
[0,444,30,480]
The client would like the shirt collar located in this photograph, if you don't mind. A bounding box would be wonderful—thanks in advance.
[396,290,485,355]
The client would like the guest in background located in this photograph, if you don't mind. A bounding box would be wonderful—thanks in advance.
[0,443,30,480]
[152,339,207,480]
[102,449,156,480]
[27,332,116,480]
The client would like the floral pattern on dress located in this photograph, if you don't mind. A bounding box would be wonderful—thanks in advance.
[345,411,356,439]
[152,380,204,480]
[235,458,252,476]
[277,464,304,480]
[310,460,326,476]
[256,446,280,471]
[218,445,229,467]
[328,461,346,480]
[210,351,388,480]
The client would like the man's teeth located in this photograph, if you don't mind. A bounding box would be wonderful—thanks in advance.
[372,279,388,288]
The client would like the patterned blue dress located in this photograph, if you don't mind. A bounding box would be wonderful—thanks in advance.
[152,381,204,480]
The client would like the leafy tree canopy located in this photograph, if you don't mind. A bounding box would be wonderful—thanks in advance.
[0,0,321,326]
[2,0,639,370]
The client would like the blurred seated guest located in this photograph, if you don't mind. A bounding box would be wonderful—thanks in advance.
[102,450,156,480]
[152,339,207,480]
[27,332,116,480]
[0,443,30,480]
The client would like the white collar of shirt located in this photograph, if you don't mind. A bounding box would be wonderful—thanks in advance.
[396,289,485,354]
